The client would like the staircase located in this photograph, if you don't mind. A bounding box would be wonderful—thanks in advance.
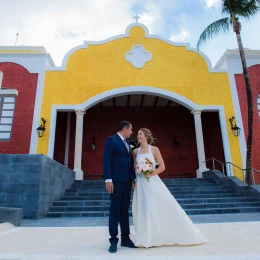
[46,178,260,217]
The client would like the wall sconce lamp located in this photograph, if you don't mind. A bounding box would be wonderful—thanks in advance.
[229,116,241,137]
[36,118,46,137]
[91,136,96,150]
[173,135,179,149]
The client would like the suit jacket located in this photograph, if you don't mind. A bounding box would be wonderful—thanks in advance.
[102,134,136,182]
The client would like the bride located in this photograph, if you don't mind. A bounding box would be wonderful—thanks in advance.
[132,128,208,248]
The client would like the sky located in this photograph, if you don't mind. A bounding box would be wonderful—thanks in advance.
[0,0,259,67]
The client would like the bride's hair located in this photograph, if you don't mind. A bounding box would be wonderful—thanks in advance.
[139,128,156,145]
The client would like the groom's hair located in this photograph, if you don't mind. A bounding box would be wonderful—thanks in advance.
[118,121,131,131]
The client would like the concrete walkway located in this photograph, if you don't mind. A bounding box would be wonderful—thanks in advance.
[0,220,260,260]
[20,213,260,227]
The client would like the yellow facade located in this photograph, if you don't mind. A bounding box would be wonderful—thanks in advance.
[37,24,243,179]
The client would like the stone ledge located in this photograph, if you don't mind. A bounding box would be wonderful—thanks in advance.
[203,170,260,198]
[0,154,75,219]
[0,207,22,226]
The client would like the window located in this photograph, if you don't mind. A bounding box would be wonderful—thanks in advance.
[257,94,260,117]
[0,96,16,141]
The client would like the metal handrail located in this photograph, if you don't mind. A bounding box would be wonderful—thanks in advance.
[243,167,260,185]
[204,157,224,165]
[203,157,260,185]
[203,157,225,176]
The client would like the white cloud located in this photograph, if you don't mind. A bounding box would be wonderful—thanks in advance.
[171,29,190,42]
[204,0,221,9]
[0,0,259,69]
[138,1,164,34]
[0,0,139,66]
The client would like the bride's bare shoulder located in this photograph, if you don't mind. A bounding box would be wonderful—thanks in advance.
[150,145,159,152]
[132,148,138,155]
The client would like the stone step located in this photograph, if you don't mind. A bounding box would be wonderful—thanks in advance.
[173,193,245,199]
[73,178,215,183]
[67,185,231,192]
[46,211,110,217]
[53,197,259,207]
[53,200,111,206]
[63,190,235,197]
[72,179,217,185]
[60,193,244,201]
[67,183,222,191]
[64,187,233,195]
[69,183,219,192]
[46,206,260,218]
[46,177,260,218]
[71,180,217,186]
[72,179,216,185]
[49,202,260,212]
[182,202,260,209]
[185,207,260,215]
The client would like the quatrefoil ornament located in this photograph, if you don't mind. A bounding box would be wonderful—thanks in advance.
[125,45,152,69]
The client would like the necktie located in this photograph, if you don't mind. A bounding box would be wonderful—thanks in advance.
[123,139,130,152]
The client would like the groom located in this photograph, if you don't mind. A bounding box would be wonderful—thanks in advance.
[102,121,136,253]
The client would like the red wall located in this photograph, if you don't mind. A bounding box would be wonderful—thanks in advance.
[202,112,226,173]
[235,64,260,183]
[0,62,38,154]
[54,107,224,179]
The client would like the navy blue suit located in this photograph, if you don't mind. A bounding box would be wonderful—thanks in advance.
[102,134,136,245]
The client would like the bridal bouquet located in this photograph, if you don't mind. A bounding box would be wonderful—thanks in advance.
[136,157,154,182]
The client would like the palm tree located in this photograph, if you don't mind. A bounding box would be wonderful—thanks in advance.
[197,0,260,185]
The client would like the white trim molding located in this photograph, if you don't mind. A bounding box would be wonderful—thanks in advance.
[64,112,71,166]
[0,90,18,96]
[0,46,55,70]
[191,109,208,178]
[215,49,260,73]
[29,70,47,154]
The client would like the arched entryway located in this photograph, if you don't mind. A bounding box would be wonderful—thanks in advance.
[50,87,232,180]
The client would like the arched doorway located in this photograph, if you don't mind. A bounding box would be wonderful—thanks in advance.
[52,89,228,180]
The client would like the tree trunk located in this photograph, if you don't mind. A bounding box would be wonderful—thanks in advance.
[233,20,253,185]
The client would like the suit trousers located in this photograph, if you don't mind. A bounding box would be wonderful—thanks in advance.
[109,180,132,245]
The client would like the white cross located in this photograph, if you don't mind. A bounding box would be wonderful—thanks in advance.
[133,14,140,23]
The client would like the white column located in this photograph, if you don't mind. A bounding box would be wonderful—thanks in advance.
[0,71,3,89]
[64,112,71,167]
[192,110,208,178]
[74,109,85,180]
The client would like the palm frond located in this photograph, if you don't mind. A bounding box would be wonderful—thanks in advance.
[239,0,260,18]
[222,0,260,18]
[197,18,231,51]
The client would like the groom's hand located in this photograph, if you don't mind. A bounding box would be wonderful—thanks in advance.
[106,182,114,194]
[132,181,135,189]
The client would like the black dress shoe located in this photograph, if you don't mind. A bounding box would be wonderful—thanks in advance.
[121,240,137,248]
[108,244,117,253]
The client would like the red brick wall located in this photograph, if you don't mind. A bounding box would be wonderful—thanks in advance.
[202,112,226,172]
[0,62,38,154]
[235,64,260,183]
[54,107,224,179]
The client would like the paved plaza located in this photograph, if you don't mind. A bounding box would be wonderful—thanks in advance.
[0,213,260,260]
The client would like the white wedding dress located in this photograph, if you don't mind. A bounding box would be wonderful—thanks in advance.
[132,145,208,248]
